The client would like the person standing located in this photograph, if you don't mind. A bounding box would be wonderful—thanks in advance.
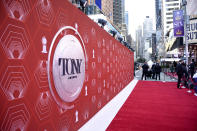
[173,61,177,75]
[173,61,177,69]
[155,63,161,80]
[176,60,183,89]
[151,62,156,79]
[141,62,149,80]
[189,59,195,78]
[182,62,189,88]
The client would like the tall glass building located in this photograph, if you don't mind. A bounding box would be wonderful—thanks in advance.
[155,0,162,30]
[113,0,124,31]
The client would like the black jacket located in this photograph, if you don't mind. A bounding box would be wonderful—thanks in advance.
[182,64,189,79]
[142,64,149,73]
[155,63,161,73]
[176,63,183,75]
[189,62,195,72]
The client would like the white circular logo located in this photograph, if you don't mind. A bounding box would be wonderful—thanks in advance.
[48,26,86,109]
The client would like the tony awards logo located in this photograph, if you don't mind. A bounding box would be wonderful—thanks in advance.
[48,26,87,109]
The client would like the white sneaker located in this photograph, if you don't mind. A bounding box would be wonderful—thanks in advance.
[181,86,186,89]
[194,93,197,96]
[187,90,192,93]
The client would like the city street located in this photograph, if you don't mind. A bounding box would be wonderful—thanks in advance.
[1,0,197,130]
[135,69,177,82]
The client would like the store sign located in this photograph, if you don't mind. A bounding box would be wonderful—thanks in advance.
[48,26,86,109]
[173,10,184,37]
[187,19,197,43]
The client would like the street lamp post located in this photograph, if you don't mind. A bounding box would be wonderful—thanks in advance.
[183,0,189,66]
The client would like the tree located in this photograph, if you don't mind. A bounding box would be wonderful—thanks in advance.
[137,58,146,63]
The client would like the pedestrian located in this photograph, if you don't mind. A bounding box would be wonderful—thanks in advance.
[182,62,189,88]
[176,60,183,89]
[189,59,195,78]
[141,62,149,80]
[134,62,138,77]
[155,63,161,80]
[192,72,197,96]
[151,62,156,79]
[173,60,177,69]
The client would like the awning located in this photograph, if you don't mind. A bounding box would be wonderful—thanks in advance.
[166,49,180,55]
[160,58,180,62]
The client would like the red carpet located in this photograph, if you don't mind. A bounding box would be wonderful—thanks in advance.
[165,72,178,79]
[107,81,197,131]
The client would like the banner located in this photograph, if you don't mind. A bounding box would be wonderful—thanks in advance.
[0,0,133,130]
[173,10,184,37]
[95,0,102,10]
[187,19,197,43]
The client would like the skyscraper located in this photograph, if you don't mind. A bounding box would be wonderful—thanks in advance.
[143,16,153,39]
[113,0,124,32]
[136,26,143,58]
[102,0,113,23]
[162,0,181,36]
[86,0,113,23]
[125,11,129,30]
[155,0,162,59]
[155,0,162,30]
[143,16,153,60]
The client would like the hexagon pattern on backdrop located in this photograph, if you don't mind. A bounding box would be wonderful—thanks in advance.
[0,0,134,130]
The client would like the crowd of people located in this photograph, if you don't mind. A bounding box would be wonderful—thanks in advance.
[175,59,196,92]
[138,59,197,96]
[141,62,161,81]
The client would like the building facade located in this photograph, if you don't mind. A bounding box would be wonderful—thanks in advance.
[136,26,143,58]
[86,0,113,23]
[143,16,154,61]
[151,33,157,60]
[86,0,101,15]
[155,0,163,59]
[102,0,113,23]
[113,0,122,28]
[125,11,129,29]
[162,0,181,36]
[155,0,162,30]
[143,16,153,38]
[86,0,126,34]
[113,0,126,34]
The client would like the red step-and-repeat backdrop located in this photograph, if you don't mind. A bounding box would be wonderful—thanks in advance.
[0,0,134,130]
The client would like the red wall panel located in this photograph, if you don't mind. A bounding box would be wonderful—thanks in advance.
[0,0,134,130]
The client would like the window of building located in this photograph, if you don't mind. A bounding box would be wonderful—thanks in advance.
[166,3,179,6]
[166,8,176,11]
[166,12,173,15]
[167,17,173,19]
[167,21,173,24]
